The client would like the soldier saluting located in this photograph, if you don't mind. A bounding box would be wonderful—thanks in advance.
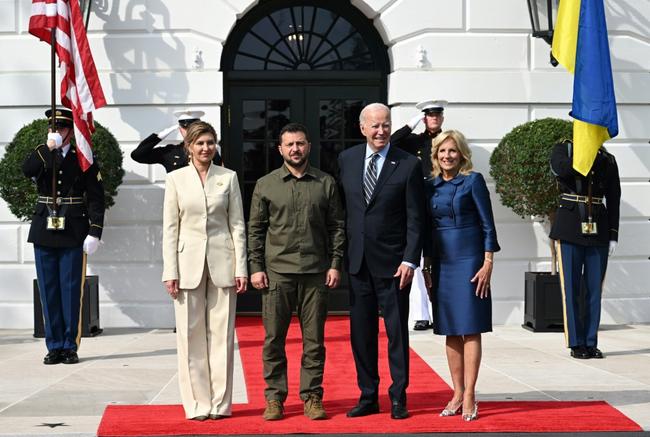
[391,100,447,179]
[549,140,621,360]
[131,109,222,173]
[23,108,105,365]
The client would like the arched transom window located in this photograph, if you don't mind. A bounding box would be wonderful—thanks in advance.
[233,5,376,71]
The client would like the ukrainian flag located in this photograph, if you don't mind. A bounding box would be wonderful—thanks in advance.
[552,0,618,176]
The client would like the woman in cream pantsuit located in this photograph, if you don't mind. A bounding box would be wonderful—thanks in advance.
[162,121,248,421]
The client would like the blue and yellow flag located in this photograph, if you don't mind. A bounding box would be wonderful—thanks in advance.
[552,0,618,175]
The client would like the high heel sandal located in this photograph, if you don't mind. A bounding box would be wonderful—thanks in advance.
[439,400,462,417]
[462,402,478,421]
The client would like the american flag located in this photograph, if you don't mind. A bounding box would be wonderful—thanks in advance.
[29,0,106,172]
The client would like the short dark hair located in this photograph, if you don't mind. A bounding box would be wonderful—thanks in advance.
[279,122,310,144]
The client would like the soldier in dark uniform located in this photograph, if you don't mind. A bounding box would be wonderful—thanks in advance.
[131,109,222,172]
[549,141,620,359]
[391,100,447,331]
[22,108,105,365]
[391,100,447,178]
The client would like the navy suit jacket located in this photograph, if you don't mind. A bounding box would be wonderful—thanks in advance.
[338,144,425,278]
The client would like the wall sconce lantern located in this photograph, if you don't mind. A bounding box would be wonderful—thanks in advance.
[527,0,560,66]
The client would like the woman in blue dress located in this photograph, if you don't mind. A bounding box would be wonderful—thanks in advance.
[422,130,500,422]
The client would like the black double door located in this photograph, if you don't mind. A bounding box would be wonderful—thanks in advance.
[226,83,380,313]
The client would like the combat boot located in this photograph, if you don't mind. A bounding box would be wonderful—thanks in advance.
[263,399,284,420]
[304,393,327,420]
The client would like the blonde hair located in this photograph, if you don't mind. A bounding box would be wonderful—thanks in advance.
[430,130,473,178]
[184,121,217,151]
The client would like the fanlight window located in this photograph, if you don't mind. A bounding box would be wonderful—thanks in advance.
[233,5,375,70]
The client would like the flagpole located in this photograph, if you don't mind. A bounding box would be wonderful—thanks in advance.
[50,29,56,131]
[83,0,92,30]
[50,28,58,216]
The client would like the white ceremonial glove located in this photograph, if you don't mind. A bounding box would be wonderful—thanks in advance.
[157,124,178,140]
[608,240,617,257]
[47,132,63,150]
[407,113,424,130]
[83,235,100,256]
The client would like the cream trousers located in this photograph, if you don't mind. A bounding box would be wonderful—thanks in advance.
[174,261,237,419]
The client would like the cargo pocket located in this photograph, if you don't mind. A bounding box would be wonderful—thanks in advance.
[261,281,282,335]
[262,281,278,316]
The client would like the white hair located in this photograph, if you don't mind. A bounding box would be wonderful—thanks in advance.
[359,103,391,124]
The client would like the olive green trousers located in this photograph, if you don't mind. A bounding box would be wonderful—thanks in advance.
[262,270,328,402]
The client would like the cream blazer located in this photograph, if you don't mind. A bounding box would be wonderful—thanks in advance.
[162,163,247,289]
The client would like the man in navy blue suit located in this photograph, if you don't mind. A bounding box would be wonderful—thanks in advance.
[338,103,425,420]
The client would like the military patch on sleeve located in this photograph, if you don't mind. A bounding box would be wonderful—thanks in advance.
[97,171,103,181]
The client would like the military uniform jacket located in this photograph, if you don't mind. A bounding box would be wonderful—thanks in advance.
[131,134,222,173]
[549,142,621,246]
[22,144,105,248]
[390,125,441,178]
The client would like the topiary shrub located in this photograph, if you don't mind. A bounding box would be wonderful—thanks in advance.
[489,117,572,272]
[490,118,573,222]
[0,119,124,221]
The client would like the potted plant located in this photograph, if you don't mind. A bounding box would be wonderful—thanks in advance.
[0,118,124,336]
[489,118,572,331]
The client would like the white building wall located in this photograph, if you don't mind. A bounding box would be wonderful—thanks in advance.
[0,0,648,328]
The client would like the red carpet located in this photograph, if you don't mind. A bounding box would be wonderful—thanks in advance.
[97,316,641,435]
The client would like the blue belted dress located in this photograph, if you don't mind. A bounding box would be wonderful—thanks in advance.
[425,172,500,336]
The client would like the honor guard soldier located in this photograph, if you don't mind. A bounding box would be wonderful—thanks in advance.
[131,108,222,172]
[549,140,621,359]
[391,100,447,179]
[391,99,447,331]
[22,108,105,365]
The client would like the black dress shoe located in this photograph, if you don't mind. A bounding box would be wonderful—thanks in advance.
[43,350,62,365]
[587,347,604,359]
[346,402,379,417]
[61,349,79,364]
[413,320,431,331]
[190,415,208,421]
[570,346,589,359]
[390,402,409,419]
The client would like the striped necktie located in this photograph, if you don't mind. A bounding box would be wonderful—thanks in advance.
[363,153,379,205]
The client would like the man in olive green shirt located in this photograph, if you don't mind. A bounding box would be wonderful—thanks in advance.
[248,123,345,421]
